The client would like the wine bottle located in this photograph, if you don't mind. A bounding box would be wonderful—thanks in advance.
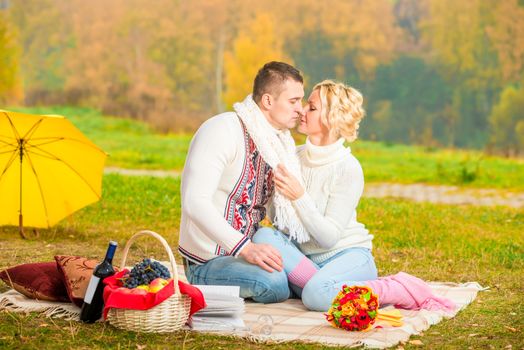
[80,241,118,323]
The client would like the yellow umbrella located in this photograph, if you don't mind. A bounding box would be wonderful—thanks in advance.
[0,110,107,238]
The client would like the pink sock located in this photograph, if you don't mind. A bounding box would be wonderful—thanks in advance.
[288,257,318,289]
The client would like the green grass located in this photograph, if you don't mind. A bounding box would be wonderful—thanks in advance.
[5,106,191,170]
[0,175,523,349]
[351,140,524,191]
[4,106,524,190]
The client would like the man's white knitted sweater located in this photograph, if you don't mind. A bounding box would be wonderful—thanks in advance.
[178,113,274,264]
[292,138,373,264]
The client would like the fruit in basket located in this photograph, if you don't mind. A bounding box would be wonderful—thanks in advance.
[122,258,171,288]
[136,285,149,291]
[129,288,148,295]
[148,278,170,293]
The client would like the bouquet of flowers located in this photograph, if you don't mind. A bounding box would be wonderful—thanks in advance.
[325,285,379,331]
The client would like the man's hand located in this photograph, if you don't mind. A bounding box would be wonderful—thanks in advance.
[274,164,305,200]
[239,242,283,273]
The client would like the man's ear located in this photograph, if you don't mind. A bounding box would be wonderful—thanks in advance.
[260,93,273,110]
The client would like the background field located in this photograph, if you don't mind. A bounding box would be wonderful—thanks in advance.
[8,106,524,191]
[0,108,523,349]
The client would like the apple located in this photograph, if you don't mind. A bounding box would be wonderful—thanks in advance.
[136,285,149,292]
[148,278,169,293]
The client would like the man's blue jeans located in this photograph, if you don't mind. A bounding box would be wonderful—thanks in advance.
[184,255,290,303]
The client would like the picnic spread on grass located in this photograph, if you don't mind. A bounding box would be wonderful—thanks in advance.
[0,233,485,348]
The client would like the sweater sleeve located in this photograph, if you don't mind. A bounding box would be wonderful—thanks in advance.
[181,116,250,257]
[291,160,364,249]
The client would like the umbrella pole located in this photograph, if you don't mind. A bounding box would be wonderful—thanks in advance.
[19,214,26,239]
[18,139,26,239]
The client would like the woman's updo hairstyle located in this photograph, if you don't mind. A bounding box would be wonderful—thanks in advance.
[313,80,365,142]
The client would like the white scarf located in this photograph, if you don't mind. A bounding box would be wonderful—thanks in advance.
[233,94,310,243]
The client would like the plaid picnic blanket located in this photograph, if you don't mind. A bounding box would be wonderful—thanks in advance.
[174,265,485,347]
[0,265,485,349]
[240,281,485,348]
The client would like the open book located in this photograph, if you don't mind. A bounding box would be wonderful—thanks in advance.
[188,285,246,331]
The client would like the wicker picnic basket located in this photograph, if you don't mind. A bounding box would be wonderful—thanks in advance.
[107,230,191,333]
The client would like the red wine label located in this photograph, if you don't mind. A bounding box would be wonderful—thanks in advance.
[84,276,100,304]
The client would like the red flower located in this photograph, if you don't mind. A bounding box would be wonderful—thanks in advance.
[356,309,371,328]
[340,292,359,305]
[340,318,351,330]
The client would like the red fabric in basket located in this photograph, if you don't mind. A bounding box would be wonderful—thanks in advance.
[102,269,206,320]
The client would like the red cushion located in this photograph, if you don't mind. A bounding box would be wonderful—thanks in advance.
[55,255,99,307]
[0,262,70,302]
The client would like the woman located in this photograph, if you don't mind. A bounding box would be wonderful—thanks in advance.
[253,80,455,312]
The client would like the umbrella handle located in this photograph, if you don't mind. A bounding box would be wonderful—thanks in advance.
[19,214,26,239]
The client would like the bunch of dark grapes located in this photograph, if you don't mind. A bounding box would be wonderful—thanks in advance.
[123,258,171,288]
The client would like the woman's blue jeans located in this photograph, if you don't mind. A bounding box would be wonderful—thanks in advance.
[252,227,378,311]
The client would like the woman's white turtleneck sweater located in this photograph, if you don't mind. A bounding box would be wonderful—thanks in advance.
[291,138,373,264]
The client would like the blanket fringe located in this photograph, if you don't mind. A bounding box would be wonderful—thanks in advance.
[43,306,80,321]
[0,290,80,321]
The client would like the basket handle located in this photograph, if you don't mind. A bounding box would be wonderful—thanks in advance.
[119,230,181,296]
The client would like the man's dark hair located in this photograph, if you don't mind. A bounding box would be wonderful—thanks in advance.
[252,61,303,103]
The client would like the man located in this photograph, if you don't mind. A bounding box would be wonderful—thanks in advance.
[178,61,304,303]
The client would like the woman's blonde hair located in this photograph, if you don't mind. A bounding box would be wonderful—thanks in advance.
[313,80,365,142]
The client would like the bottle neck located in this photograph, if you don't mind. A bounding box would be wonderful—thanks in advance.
[104,242,117,264]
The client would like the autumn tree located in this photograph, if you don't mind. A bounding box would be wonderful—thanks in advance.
[421,0,500,148]
[288,31,340,91]
[0,10,21,104]
[65,0,144,113]
[149,0,231,116]
[365,56,451,146]
[486,0,524,84]
[393,0,429,54]
[64,0,240,130]
[320,0,400,80]
[223,12,290,109]
[8,0,70,104]
[488,84,524,156]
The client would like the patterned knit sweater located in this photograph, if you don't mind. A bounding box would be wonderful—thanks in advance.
[178,113,274,264]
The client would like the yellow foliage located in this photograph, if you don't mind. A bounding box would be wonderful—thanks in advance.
[222,13,291,109]
[0,12,22,104]
[422,0,496,82]
[486,0,524,83]
[516,121,524,149]
[320,0,399,78]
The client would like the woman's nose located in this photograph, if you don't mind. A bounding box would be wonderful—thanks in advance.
[298,109,305,117]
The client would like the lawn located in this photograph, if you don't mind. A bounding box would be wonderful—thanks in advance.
[5,106,524,190]
[5,106,192,171]
[0,174,523,349]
